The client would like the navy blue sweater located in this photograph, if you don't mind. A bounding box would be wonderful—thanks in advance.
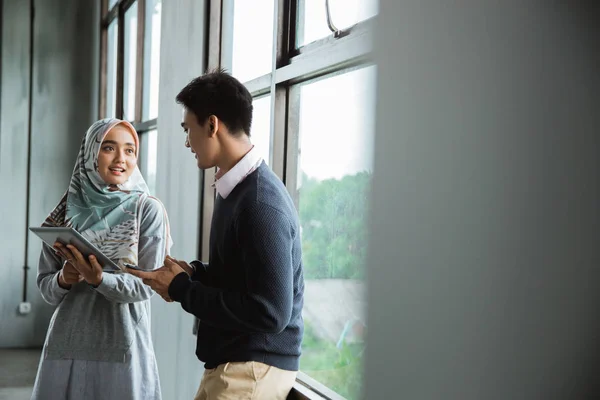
[169,162,305,371]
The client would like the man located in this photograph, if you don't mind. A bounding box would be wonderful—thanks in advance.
[128,69,304,400]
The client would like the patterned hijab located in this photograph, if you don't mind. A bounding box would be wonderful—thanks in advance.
[43,118,170,269]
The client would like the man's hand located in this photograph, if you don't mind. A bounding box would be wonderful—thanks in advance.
[169,256,194,276]
[54,242,104,287]
[126,256,185,302]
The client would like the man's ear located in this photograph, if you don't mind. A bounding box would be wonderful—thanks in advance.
[208,115,219,137]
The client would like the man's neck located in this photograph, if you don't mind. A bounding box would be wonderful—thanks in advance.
[216,138,253,176]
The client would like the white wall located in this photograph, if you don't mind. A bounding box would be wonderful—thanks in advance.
[364,1,600,399]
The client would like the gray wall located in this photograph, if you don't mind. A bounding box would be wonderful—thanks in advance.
[0,1,206,397]
[150,1,206,398]
[364,1,600,399]
[0,0,98,347]
[0,0,32,348]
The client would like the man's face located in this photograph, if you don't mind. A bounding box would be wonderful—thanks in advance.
[181,108,218,169]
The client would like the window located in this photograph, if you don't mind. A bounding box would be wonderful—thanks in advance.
[105,20,118,118]
[209,0,377,398]
[123,2,138,122]
[225,0,275,84]
[297,0,379,47]
[143,0,161,120]
[295,66,375,399]
[100,0,162,194]
[250,94,272,165]
[139,129,158,194]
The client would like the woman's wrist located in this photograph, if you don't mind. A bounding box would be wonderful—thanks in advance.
[57,271,72,290]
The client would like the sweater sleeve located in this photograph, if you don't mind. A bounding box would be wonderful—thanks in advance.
[189,260,214,286]
[37,243,70,306]
[94,197,170,303]
[168,202,295,334]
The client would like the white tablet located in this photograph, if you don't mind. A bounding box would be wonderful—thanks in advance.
[29,226,140,272]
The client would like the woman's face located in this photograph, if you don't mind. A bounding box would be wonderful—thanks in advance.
[97,124,138,185]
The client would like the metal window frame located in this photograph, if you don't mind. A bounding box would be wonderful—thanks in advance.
[205,0,375,398]
[199,0,221,263]
[290,372,349,400]
[99,0,108,118]
[134,0,145,123]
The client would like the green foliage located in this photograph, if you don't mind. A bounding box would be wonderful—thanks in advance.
[298,171,371,280]
[298,170,371,399]
[300,322,364,400]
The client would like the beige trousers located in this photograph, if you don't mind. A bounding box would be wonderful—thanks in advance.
[194,361,297,400]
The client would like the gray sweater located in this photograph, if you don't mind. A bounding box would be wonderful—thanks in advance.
[37,196,168,363]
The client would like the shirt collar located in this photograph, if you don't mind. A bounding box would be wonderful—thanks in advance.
[214,146,263,199]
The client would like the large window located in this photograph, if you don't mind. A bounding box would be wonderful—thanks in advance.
[100,0,162,194]
[211,1,378,398]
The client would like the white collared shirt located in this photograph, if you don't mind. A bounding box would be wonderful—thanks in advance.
[213,146,263,199]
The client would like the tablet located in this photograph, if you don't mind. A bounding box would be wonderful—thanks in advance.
[29,226,141,272]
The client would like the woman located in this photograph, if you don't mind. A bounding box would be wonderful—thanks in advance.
[31,118,171,400]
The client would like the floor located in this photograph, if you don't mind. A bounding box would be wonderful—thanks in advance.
[0,348,40,400]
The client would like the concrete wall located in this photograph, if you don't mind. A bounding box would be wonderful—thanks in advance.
[0,1,206,397]
[0,0,98,348]
[150,1,206,398]
[364,1,600,399]
[0,0,33,348]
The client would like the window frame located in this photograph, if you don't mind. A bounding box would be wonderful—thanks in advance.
[100,0,158,133]
[206,0,375,398]
[100,0,161,191]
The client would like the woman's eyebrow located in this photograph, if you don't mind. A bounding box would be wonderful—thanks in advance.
[102,140,136,147]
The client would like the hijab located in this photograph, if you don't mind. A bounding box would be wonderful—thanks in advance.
[42,118,170,269]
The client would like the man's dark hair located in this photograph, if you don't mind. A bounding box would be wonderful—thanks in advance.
[175,68,253,136]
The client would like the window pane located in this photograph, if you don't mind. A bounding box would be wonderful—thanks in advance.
[123,1,138,122]
[251,95,272,165]
[108,0,118,10]
[230,0,274,83]
[296,66,376,400]
[297,0,378,47]
[106,20,118,118]
[143,0,162,120]
[140,130,158,195]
